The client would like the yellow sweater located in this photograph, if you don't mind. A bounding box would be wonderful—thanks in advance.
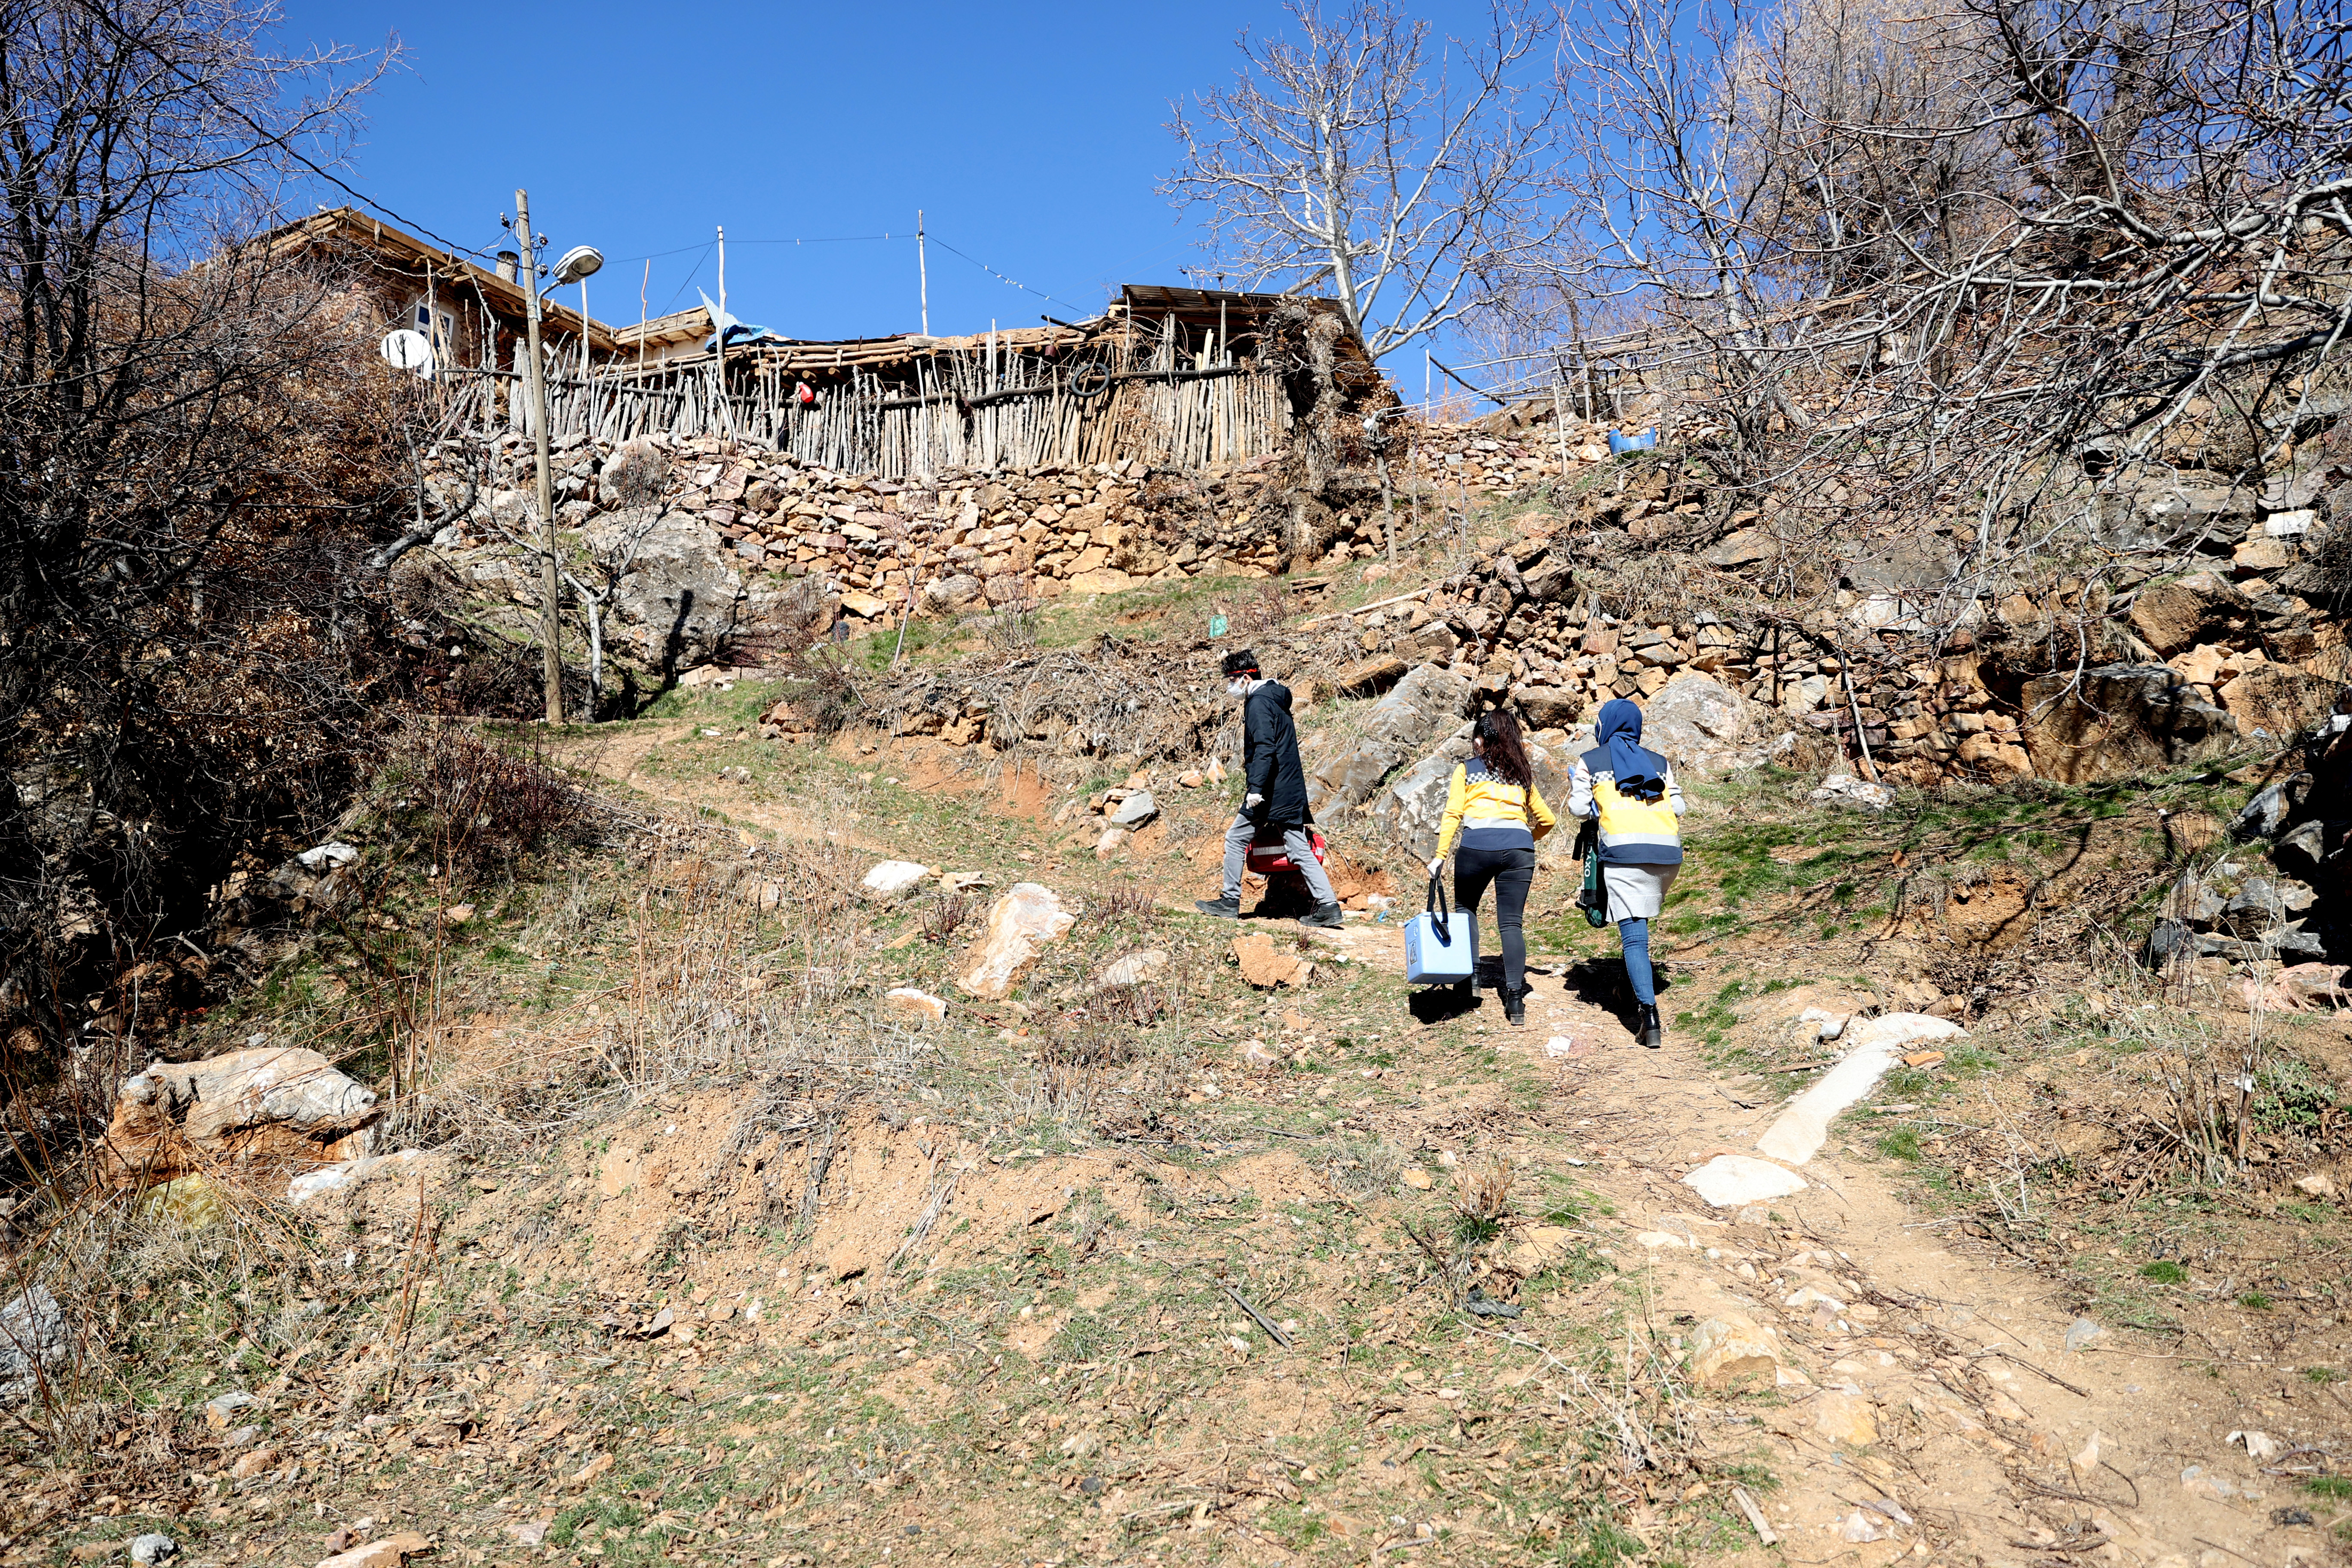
[1436,761,1556,856]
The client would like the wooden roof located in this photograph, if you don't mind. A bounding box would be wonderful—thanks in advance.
[254,207,623,353]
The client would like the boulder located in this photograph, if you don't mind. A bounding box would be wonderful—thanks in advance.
[1108,791,1159,828]
[0,1286,65,1402]
[882,987,947,1023]
[957,884,1075,998]
[861,860,932,899]
[2219,663,2341,740]
[587,508,745,671]
[1304,662,1473,817]
[1687,1316,1786,1391]
[924,573,984,611]
[2019,664,2234,782]
[2232,772,2312,839]
[1511,683,1585,731]
[1810,773,1894,811]
[102,1047,380,1186]
[1644,673,1751,772]
[2128,572,2252,655]
[1232,934,1313,989]
[1334,655,1409,698]
[1846,536,1956,592]
[1704,528,1774,568]
[1099,949,1169,987]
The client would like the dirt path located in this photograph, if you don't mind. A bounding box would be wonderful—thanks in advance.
[1305,914,2321,1568]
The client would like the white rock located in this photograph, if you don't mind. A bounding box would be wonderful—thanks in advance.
[861,860,932,898]
[1093,827,1130,859]
[1634,1230,1691,1249]
[956,883,1076,998]
[295,842,361,871]
[2229,1429,2281,1460]
[1754,1014,1961,1166]
[286,1148,430,1205]
[0,1286,66,1402]
[2293,1172,2338,1199]
[1542,1034,1578,1058]
[2266,509,2316,536]
[1810,773,1895,811]
[1099,949,1169,987]
[129,1534,178,1565]
[1682,1155,1808,1207]
[1798,1005,1848,1042]
[882,987,947,1022]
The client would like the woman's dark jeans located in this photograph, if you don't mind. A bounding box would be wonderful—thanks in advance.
[1455,844,1536,994]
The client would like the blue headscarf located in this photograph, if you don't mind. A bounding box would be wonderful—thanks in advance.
[1596,699,1667,799]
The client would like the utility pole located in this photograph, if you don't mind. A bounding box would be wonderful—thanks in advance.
[917,209,929,336]
[515,188,564,726]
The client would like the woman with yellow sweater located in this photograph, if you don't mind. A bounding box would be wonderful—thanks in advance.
[1425,709,1555,1026]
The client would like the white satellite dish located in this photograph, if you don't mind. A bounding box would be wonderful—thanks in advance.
[380,328,435,379]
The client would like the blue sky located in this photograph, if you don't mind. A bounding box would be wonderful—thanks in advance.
[285,0,1498,369]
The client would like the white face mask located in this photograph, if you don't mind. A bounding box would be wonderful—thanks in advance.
[1227,678,1250,696]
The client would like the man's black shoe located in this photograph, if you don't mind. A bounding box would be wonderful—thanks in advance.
[1194,896,1242,919]
[1298,902,1344,929]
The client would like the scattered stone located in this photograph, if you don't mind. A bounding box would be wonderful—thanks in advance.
[1809,773,1894,811]
[1231,933,1313,988]
[315,1530,432,1568]
[1686,1317,1785,1391]
[1238,1039,1281,1069]
[1400,1168,1435,1190]
[956,884,1076,998]
[128,1536,177,1566]
[2293,1173,2338,1199]
[1634,1230,1691,1249]
[1099,949,1169,987]
[203,1390,259,1429]
[1177,769,1205,788]
[861,860,932,899]
[1093,827,1130,859]
[103,1047,380,1186]
[1812,1389,1880,1446]
[2220,662,2342,740]
[1682,1155,1808,1207]
[2230,1429,2281,1460]
[882,988,947,1022]
[232,1446,279,1479]
[1839,1510,1885,1544]
[1108,791,1159,827]
[2232,773,2312,839]
[2064,1317,2104,1352]
[286,1147,432,1206]
[0,1285,66,1402]
[1333,655,1409,698]
[1799,1006,1848,1041]
[1058,1430,1104,1460]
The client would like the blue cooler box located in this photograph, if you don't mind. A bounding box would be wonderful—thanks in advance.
[1405,901,1477,984]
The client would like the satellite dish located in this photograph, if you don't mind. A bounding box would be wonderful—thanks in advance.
[380,328,435,378]
[552,245,604,286]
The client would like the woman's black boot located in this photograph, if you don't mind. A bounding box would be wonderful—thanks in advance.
[1503,984,1527,1026]
[1637,1004,1664,1049]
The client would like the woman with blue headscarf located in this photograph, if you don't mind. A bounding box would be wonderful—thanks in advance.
[1568,698,1685,1048]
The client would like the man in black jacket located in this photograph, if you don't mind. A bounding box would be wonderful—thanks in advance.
[1195,648,1342,928]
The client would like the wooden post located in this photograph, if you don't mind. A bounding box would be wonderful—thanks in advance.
[917,209,929,336]
[515,189,564,726]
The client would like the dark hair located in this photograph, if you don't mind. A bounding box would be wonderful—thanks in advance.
[1221,647,1260,677]
[1475,708,1533,788]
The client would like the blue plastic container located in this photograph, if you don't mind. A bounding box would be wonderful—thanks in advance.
[1607,428,1658,456]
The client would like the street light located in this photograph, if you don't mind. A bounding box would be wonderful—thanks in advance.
[511,194,601,725]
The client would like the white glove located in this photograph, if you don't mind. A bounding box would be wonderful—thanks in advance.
[1426,855,1444,877]
[1244,792,1265,808]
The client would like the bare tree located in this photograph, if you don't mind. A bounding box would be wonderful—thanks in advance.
[0,0,399,1089]
[1164,0,1570,360]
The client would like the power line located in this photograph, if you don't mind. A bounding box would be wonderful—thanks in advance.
[926,236,1090,314]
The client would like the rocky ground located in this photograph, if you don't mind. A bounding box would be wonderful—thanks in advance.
[7,536,2348,1568]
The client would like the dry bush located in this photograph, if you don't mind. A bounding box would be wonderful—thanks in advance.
[920,892,973,946]
[1095,885,1159,925]
[382,725,598,878]
[1452,1159,1518,1245]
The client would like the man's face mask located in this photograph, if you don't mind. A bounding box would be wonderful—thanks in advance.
[1227,678,1251,696]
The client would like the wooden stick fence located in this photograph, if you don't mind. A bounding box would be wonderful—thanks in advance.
[439,329,1293,476]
